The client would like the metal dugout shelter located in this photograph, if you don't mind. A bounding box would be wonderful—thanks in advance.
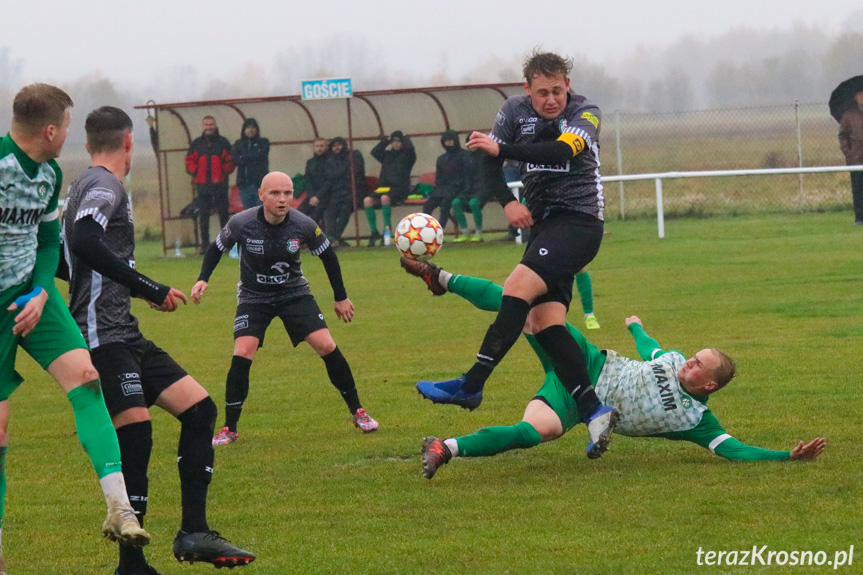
[135,83,524,253]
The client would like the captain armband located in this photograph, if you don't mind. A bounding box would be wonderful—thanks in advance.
[558,132,586,156]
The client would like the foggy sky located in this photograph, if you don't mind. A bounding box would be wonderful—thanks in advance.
[3,0,862,94]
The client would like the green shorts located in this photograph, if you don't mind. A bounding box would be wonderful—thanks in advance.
[533,323,607,432]
[0,283,87,401]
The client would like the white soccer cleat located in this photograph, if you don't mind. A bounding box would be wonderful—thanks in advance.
[585,405,620,459]
[102,503,151,547]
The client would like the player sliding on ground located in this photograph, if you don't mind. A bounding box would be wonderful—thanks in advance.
[401,257,826,479]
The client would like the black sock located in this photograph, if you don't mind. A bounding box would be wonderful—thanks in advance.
[177,397,216,533]
[533,325,601,418]
[116,420,152,568]
[322,347,362,413]
[464,295,531,393]
[225,355,252,432]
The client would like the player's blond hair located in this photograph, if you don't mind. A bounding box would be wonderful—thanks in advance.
[12,84,73,136]
[711,349,737,391]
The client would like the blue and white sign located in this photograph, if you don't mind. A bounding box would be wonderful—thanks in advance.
[301,78,353,100]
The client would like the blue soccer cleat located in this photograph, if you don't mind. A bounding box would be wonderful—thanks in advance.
[416,376,483,410]
[584,404,620,459]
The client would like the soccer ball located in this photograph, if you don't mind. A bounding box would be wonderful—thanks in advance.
[395,213,444,261]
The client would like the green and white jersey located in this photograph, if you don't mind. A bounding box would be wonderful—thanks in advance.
[0,134,61,292]
[596,349,708,436]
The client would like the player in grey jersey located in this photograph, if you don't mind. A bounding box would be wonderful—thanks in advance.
[418,50,617,460]
[401,259,826,479]
[192,171,378,446]
[65,107,253,574]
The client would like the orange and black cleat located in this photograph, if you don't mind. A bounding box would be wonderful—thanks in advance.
[421,436,452,479]
[400,256,447,296]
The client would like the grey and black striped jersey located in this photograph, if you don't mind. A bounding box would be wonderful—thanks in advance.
[214,207,330,304]
[490,93,605,221]
[64,166,139,348]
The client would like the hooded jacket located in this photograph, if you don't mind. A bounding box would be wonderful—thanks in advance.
[323,137,368,197]
[185,127,235,186]
[370,133,416,203]
[434,129,472,197]
[232,118,270,187]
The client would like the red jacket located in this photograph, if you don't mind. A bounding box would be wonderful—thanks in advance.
[185,131,235,185]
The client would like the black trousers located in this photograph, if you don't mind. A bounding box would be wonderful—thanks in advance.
[850,171,863,223]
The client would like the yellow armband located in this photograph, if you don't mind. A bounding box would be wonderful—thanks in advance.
[558,132,586,156]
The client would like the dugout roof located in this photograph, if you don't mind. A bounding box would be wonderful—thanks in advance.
[135,83,523,251]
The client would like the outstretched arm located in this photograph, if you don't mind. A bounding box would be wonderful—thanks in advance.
[70,217,172,306]
[625,316,666,360]
[665,411,825,462]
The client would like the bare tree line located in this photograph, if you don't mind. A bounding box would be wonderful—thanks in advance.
[1,23,862,144]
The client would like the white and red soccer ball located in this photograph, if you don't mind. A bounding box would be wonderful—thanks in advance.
[395,213,444,261]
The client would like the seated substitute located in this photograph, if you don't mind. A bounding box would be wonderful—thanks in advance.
[364,131,416,246]
[192,172,379,446]
[65,106,254,574]
[400,258,826,479]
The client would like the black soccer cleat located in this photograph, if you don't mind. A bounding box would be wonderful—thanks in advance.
[173,530,255,568]
[399,256,447,296]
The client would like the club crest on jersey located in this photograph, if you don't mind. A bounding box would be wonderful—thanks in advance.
[37,181,51,200]
[287,239,300,253]
[558,119,569,132]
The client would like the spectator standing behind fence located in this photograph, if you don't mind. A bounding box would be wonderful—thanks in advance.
[232,118,269,209]
[323,137,367,247]
[185,116,235,253]
[303,138,330,223]
[424,130,470,232]
[451,134,487,242]
[838,90,863,226]
[365,130,416,246]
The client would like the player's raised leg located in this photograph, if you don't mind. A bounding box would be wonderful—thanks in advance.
[46,348,149,546]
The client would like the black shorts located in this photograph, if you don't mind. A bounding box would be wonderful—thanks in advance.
[233,295,328,347]
[521,211,604,310]
[91,337,189,417]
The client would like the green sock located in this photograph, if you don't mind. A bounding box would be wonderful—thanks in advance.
[469,197,483,232]
[0,446,6,528]
[576,271,594,315]
[456,421,542,457]
[452,198,468,229]
[365,206,378,233]
[448,274,503,312]
[382,204,392,230]
[67,383,122,479]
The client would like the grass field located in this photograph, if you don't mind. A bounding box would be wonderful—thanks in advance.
[7,211,863,574]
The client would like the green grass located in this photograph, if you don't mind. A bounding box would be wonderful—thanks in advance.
[9,211,863,574]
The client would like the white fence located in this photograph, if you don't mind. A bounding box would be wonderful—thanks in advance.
[510,164,863,239]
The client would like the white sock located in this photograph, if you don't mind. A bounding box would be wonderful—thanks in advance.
[100,471,133,510]
[444,438,459,457]
[438,270,453,290]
